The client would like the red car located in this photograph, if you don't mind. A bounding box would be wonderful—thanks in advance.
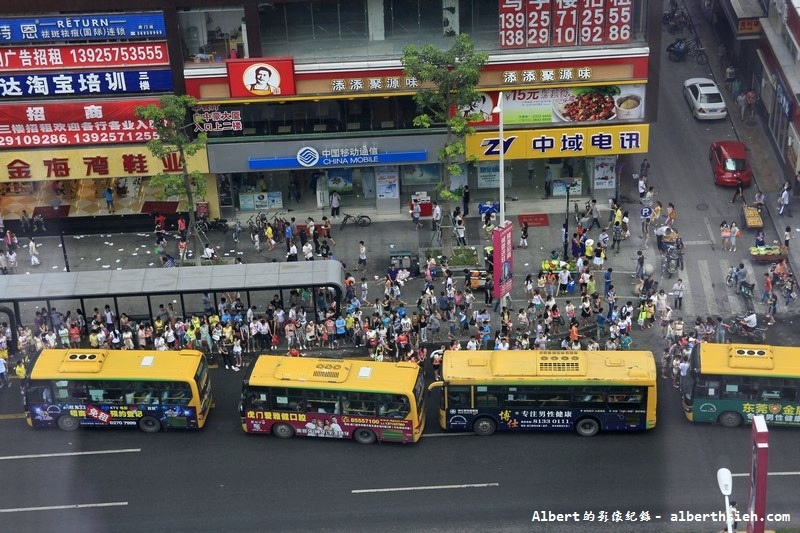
[709,141,752,187]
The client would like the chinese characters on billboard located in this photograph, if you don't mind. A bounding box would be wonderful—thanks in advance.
[0,42,169,71]
[493,222,514,298]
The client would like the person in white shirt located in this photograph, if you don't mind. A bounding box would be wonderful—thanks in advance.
[432,201,442,231]
[303,241,314,260]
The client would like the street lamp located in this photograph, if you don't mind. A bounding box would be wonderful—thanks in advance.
[492,92,505,227]
[716,467,734,533]
[562,177,575,260]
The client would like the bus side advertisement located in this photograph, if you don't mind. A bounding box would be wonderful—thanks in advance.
[244,410,414,442]
[446,407,648,432]
[691,400,800,426]
[30,403,199,429]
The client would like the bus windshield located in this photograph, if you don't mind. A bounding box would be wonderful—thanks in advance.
[240,356,425,444]
[24,348,212,432]
[437,350,657,437]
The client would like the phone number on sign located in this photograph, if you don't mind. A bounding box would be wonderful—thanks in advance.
[0,131,159,147]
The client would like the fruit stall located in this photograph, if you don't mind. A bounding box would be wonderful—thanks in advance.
[541,259,578,273]
[741,205,763,229]
[749,245,787,262]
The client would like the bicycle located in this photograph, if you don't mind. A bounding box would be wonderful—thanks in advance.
[340,212,372,230]
[685,39,708,65]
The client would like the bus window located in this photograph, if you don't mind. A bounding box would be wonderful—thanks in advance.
[26,381,53,404]
[475,386,499,408]
[446,386,471,408]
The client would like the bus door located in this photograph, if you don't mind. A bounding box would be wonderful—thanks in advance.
[427,381,443,428]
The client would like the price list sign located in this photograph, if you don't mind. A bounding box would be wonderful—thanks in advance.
[499,0,633,48]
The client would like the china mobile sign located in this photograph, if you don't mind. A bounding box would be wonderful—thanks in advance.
[493,222,514,299]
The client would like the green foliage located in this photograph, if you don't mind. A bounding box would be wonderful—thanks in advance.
[402,34,488,192]
[135,95,208,201]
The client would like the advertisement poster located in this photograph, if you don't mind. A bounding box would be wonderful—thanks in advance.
[492,222,514,299]
[552,179,583,197]
[402,163,440,185]
[375,167,399,199]
[253,193,270,210]
[467,85,646,126]
[593,156,617,190]
[478,161,500,189]
[0,42,170,71]
[267,191,283,208]
[226,58,296,98]
[327,168,353,193]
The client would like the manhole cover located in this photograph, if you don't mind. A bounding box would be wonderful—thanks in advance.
[697,203,709,211]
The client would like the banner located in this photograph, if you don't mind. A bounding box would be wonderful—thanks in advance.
[0,99,159,148]
[0,42,169,71]
[467,124,650,160]
[492,222,514,299]
[0,13,167,43]
[0,69,172,99]
[227,58,296,98]
[1,145,208,182]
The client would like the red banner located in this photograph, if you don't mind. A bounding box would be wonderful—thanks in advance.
[493,222,514,299]
[226,58,296,98]
[0,98,159,148]
[527,0,552,47]
[499,0,526,49]
[606,0,633,44]
[0,42,169,71]
[552,0,578,46]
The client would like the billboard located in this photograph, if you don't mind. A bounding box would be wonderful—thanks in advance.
[0,42,169,71]
[0,13,166,43]
[226,58,296,98]
[0,69,172,99]
[493,222,514,299]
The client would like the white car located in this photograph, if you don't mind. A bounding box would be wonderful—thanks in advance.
[683,78,727,120]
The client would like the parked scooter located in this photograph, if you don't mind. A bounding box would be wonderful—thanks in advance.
[197,213,228,233]
[667,38,689,62]
[726,313,766,343]
[663,245,681,278]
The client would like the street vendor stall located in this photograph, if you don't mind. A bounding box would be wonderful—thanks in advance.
[749,245,788,263]
[741,205,763,229]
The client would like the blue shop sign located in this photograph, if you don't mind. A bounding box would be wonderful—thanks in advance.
[0,13,166,43]
[249,146,427,170]
[0,69,172,98]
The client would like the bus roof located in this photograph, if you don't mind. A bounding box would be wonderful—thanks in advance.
[246,356,421,394]
[441,350,656,384]
[696,343,800,377]
[29,349,204,381]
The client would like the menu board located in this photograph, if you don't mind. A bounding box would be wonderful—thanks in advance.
[499,0,633,48]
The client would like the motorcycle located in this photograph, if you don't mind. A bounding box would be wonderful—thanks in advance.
[663,246,681,278]
[726,314,766,343]
[197,214,228,233]
[726,265,754,297]
[667,38,689,62]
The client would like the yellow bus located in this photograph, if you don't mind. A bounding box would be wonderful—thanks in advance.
[239,356,426,444]
[23,349,212,433]
[430,350,657,437]
[681,343,800,427]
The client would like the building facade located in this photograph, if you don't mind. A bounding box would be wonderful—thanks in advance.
[0,1,660,224]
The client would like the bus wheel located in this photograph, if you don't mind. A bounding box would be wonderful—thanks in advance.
[57,415,80,431]
[575,417,600,437]
[718,411,743,428]
[273,423,295,439]
[353,427,377,444]
[473,417,496,436]
[138,416,162,433]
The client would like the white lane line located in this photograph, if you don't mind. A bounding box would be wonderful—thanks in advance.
[732,471,800,477]
[421,432,475,438]
[352,482,499,494]
[704,217,717,247]
[682,240,713,246]
[0,502,128,513]
[696,260,719,317]
[0,448,141,461]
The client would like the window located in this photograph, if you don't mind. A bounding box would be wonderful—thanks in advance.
[446,386,471,408]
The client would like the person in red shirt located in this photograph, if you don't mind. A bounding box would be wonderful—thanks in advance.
[761,272,773,305]
[154,212,167,231]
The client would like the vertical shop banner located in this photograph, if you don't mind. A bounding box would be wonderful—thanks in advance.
[580,0,607,45]
[499,0,526,48]
[605,0,633,44]
[552,0,578,46]
[493,223,514,299]
[375,167,399,199]
[527,0,552,47]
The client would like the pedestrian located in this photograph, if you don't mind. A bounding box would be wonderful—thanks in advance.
[19,209,31,235]
[611,221,622,253]
[544,165,552,197]
[633,250,645,280]
[729,221,739,252]
[321,216,335,246]
[330,191,341,220]
[588,199,601,230]
[760,272,772,304]
[715,316,727,343]
[720,221,731,251]
[462,185,470,217]
[0,355,8,389]
[725,65,736,92]
[736,91,747,120]
[411,199,422,230]
[784,225,791,248]
[357,240,367,271]
[640,158,650,178]
[28,238,40,266]
[519,222,529,248]
[778,184,792,217]
[731,177,745,203]
[432,201,442,232]
[665,203,676,226]
[766,293,778,325]
[636,173,647,199]
[104,188,115,213]
[455,218,467,246]
[286,241,298,262]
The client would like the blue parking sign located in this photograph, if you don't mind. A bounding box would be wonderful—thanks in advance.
[640,206,652,218]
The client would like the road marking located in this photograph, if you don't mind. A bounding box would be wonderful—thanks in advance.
[0,448,141,461]
[682,240,713,246]
[352,482,499,494]
[0,501,128,513]
[421,432,475,438]
[732,471,800,477]
[704,217,717,247]
[0,413,25,420]
[696,259,719,317]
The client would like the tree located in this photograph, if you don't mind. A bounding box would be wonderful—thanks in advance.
[135,95,207,264]
[402,34,488,257]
